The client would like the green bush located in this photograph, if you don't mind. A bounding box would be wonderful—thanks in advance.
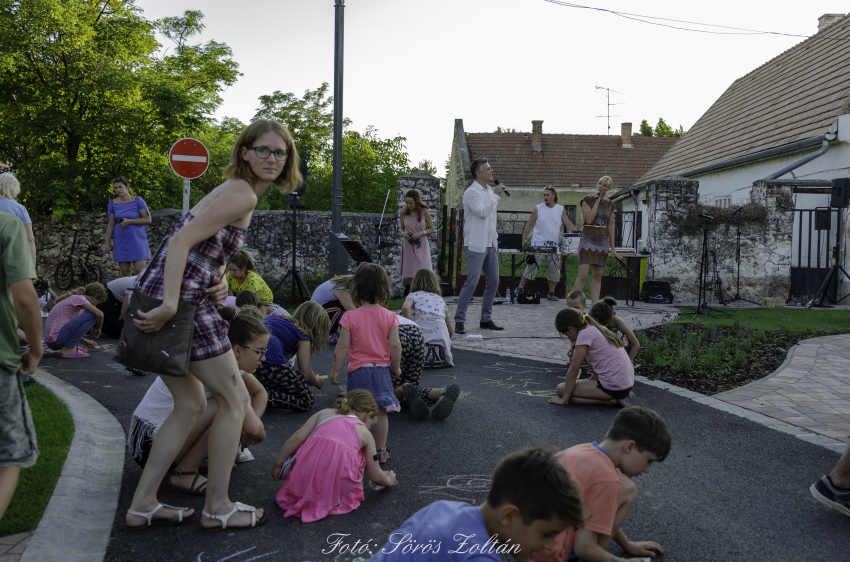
[700,349,720,371]
[685,332,701,354]
[752,329,767,343]
[732,349,747,369]
[635,331,650,348]
[664,323,682,341]
[676,349,693,372]
[738,339,752,353]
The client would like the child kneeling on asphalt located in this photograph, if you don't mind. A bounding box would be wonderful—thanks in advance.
[531,406,671,562]
[371,446,584,561]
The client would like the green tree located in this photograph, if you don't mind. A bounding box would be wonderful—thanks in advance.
[414,159,437,176]
[0,3,240,219]
[494,126,517,133]
[634,119,654,137]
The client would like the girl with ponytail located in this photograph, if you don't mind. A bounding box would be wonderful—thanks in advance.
[272,389,397,523]
[549,307,637,408]
[589,296,640,362]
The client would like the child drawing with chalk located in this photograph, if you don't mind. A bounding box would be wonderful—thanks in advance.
[589,296,641,362]
[565,290,590,379]
[272,389,397,522]
[329,263,402,464]
[549,307,637,407]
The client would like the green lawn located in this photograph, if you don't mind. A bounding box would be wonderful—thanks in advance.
[675,306,850,335]
[0,382,74,536]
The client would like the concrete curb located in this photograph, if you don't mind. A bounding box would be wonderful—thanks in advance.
[712,341,799,398]
[20,369,125,562]
[454,345,848,455]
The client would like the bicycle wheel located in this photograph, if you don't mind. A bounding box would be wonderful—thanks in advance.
[84,264,103,285]
[54,259,75,291]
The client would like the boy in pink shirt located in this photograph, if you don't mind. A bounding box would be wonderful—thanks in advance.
[531,406,671,562]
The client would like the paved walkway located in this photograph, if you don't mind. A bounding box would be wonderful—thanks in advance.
[717,335,850,445]
[447,295,850,448]
[446,296,678,362]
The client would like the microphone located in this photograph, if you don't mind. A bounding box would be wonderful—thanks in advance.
[494,179,510,196]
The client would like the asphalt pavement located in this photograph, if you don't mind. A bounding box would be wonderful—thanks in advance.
[38,337,848,562]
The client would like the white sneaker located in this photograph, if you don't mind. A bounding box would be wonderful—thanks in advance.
[235,448,255,463]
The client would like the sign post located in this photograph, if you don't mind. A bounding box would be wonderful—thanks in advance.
[169,138,210,215]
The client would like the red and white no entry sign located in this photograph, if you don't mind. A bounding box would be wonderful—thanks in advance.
[169,138,209,179]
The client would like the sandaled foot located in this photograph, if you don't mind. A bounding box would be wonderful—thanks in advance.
[375,447,390,465]
[431,384,460,420]
[202,502,268,531]
[402,383,429,420]
[126,503,194,529]
[61,346,89,358]
[161,470,207,496]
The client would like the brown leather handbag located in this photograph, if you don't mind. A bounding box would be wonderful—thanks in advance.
[113,239,228,377]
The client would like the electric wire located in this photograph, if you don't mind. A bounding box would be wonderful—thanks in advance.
[543,1,850,42]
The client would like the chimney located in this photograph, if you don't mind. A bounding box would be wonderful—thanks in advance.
[818,13,844,32]
[621,122,633,148]
[531,120,543,152]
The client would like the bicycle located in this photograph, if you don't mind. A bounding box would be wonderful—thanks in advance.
[54,228,104,290]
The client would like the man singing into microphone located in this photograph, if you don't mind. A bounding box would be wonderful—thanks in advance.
[515,186,576,301]
[453,158,508,334]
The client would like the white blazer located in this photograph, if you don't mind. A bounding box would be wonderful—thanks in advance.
[462,181,501,253]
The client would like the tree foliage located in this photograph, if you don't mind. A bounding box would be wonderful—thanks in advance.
[252,84,411,212]
[414,159,437,176]
[494,126,517,133]
[0,2,240,220]
[633,118,685,138]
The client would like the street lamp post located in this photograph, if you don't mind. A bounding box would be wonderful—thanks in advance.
[328,0,349,275]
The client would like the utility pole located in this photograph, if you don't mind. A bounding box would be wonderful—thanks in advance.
[595,84,625,135]
[329,0,349,276]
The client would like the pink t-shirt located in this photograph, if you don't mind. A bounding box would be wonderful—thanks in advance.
[339,306,400,372]
[575,324,634,391]
[44,295,90,343]
[530,443,624,562]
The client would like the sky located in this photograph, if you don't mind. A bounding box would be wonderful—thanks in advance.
[138,0,846,176]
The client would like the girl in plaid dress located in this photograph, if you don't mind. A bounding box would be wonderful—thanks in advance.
[125,120,302,532]
[572,176,624,305]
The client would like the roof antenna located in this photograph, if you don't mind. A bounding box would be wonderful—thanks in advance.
[595,84,625,135]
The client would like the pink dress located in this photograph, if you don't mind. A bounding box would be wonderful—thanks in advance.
[275,414,366,522]
[398,211,432,278]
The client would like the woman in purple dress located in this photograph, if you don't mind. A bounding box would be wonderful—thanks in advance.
[103,177,152,277]
[398,189,434,287]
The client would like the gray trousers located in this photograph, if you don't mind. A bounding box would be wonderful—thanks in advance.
[454,246,499,324]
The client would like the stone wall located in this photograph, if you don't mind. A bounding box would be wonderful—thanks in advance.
[34,172,442,297]
[645,176,799,301]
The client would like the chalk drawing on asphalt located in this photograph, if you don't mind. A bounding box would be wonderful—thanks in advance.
[193,546,280,562]
[418,474,492,505]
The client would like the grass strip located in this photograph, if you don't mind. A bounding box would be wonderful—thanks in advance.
[675,306,850,335]
[0,382,74,537]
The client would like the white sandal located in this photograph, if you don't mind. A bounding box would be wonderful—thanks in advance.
[202,502,268,531]
[126,503,193,529]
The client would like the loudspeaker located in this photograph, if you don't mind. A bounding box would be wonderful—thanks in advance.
[830,178,850,208]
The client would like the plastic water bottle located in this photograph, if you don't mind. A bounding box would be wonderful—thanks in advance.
[637,238,644,253]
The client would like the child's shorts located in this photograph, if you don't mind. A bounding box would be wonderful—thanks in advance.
[597,381,632,400]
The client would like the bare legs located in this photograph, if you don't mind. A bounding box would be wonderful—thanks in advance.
[0,465,21,522]
[126,351,262,529]
[375,408,388,450]
[556,380,617,406]
[119,260,147,277]
[169,400,219,492]
[830,445,850,488]
[571,264,604,304]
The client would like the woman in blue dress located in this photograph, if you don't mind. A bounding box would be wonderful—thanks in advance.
[103,176,152,277]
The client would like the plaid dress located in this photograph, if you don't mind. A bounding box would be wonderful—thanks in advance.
[137,213,246,363]
[578,196,615,266]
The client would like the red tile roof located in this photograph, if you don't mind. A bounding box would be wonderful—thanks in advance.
[465,132,677,192]
[635,13,850,186]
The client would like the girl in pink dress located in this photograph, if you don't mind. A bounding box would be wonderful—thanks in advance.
[272,390,397,522]
[398,189,434,285]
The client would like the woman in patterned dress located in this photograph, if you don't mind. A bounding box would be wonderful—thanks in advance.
[125,120,301,532]
[572,176,623,305]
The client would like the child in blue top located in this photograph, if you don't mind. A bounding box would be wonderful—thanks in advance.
[371,447,584,561]
[254,300,329,412]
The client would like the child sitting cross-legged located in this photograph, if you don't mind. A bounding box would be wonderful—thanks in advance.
[272,389,397,522]
[371,446,584,561]
[530,406,671,562]
[589,296,640,362]
[548,307,636,408]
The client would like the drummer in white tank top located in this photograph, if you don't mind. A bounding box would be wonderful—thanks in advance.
[516,186,576,299]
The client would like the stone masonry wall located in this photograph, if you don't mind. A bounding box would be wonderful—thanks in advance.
[34,172,441,297]
[646,176,797,301]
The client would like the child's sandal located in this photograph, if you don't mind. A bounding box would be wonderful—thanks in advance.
[375,447,390,464]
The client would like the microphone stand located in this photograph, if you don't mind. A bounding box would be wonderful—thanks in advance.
[693,211,727,319]
[723,206,759,306]
[375,184,397,266]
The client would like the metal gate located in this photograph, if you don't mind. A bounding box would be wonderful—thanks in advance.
[790,208,843,303]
